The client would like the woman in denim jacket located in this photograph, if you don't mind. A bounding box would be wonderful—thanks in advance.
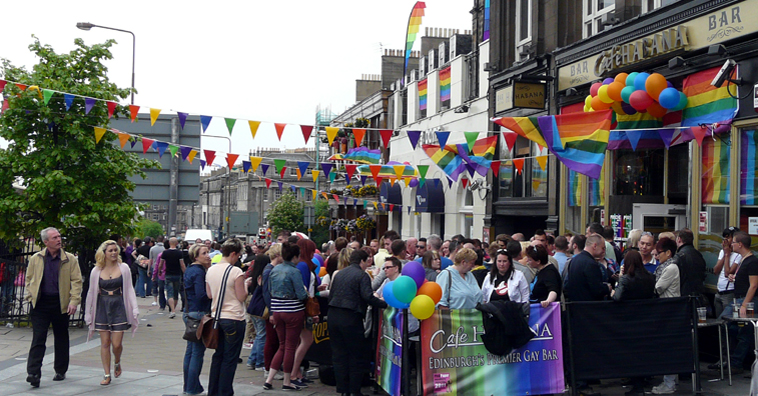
[182,244,211,395]
[263,242,308,391]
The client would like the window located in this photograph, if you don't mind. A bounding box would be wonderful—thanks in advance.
[642,0,679,13]
[613,149,664,196]
[583,0,615,38]
[263,188,269,202]
[498,136,546,199]
[274,188,282,201]
[515,0,532,61]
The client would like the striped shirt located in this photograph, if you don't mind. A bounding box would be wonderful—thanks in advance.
[270,297,305,313]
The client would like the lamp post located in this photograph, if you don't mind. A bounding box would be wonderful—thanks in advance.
[76,22,136,105]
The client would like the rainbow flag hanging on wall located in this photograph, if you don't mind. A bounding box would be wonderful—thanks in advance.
[701,135,730,204]
[419,78,428,111]
[741,130,758,205]
[440,66,451,102]
[682,66,739,128]
[589,164,605,206]
[404,2,426,78]
[567,169,582,207]
[483,0,491,41]
[493,110,612,179]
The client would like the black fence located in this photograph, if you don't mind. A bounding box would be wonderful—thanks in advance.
[0,237,94,327]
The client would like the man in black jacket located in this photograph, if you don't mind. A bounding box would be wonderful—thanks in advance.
[675,229,706,298]
[564,234,612,302]
[328,249,388,396]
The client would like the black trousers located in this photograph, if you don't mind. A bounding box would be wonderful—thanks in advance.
[329,307,370,394]
[27,295,70,376]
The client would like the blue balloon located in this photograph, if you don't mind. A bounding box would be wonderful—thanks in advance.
[626,72,639,87]
[634,72,650,91]
[620,86,636,103]
[658,87,681,109]
[383,281,410,309]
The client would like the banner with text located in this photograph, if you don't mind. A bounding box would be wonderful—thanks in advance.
[376,307,404,396]
[420,304,564,395]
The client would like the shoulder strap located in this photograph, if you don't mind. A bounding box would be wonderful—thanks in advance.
[213,265,234,328]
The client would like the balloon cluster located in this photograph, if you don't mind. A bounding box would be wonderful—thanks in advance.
[382,261,442,320]
[584,72,688,118]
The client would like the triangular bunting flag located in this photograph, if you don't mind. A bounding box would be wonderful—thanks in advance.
[248,121,261,139]
[329,172,336,182]
[243,161,251,173]
[43,89,54,105]
[84,98,96,114]
[333,194,340,202]
[380,129,392,149]
[536,156,548,171]
[291,185,297,193]
[168,145,179,158]
[404,177,411,187]
[419,178,426,188]
[129,105,139,122]
[300,125,313,143]
[278,181,283,192]
[296,169,303,181]
[249,156,262,172]
[311,170,320,182]
[490,161,501,177]
[390,178,396,186]
[691,126,707,146]
[353,128,366,146]
[117,132,130,148]
[369,165,382,181]
[297,161,310,178]
[261,164,269,176]
[322,192,329,200]
[150,108,161,126]
[279,167,287,179]
[626,130,642,151]
[204,150,216,166]
[389,204,395,212]
[226,154,239,170]
[502,131,518,152]
[461,178,469,189]
[156,142,169,157]
[345,164,357,180]
[513,158,525,174]
[408,206,412,215]
[376,177,384,186]
[200,115,212,132]
[393,165,405,179]
[200,160,207,170]
[0,80,6,91]
[188,150,198,164]
[94,127,107,143]
[265,178,272,189]
[407,130,421,149]
[312,190,318,201]
[658,129,675,149]
[225,118,236,135]
[321,163,333,179]
[353,199,358,207]
[417,165,429,179]
[274,159,287,174]
[274,123,287,141]
[15,83,27,91]
[361,176,367,185]
[141,138,154,154]
[435,131,450,148]
[178,112,188,129]
[64,94,74,111]
[325,127,339,146]
[344,197,349,206]
[180,146,192,161]
[107,101,117,118]
[464,132,479,153]
[363,200,368,207]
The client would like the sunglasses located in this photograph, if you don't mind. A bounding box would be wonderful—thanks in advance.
[383,265,396,270]
[497,249,508,254]
[416,245,426,249]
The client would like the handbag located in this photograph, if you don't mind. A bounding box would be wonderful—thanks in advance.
[137,255,149,269]
[198,265,234,349]
[305,296,320,317]
[246,284,266,317]
[183,315,202,342]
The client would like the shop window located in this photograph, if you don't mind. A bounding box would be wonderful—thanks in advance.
[463,213,474,238]
[583,0,614,38]
[642,0,679,13]
[613,149,664,196]
[668,144,690,204]
[499,136,546,199]
[739,130,758,249]
[515,0,532,61]
[701,135,730,205]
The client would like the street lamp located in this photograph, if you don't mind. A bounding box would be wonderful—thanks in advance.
[76,22,136,105]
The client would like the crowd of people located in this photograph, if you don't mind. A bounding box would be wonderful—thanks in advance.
[18,223,758,396]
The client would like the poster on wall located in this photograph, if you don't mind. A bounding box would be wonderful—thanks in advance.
[699,211,708,233]
[376,307,404,396]
[420,304,564,395]
[749,217,758,235]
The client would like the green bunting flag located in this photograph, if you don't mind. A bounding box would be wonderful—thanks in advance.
[168,145,179,158]
[464,132,479,153]
[225,118,236,135]
[274,159,286,174]
[43,89,54,105]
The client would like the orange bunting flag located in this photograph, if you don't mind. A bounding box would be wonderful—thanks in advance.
[150,108,161,126]
[513,158,525,174]
[390,178,396,186]
[296,169,302,181]
[141,138,154,154]
[353,128,366,146]
[187,150,197,164]
[326,127,339,146]
[107,102,117,119]
[311,170,320,182]
[226,154,239,170]
[322,192,329,200]
[369,165,382,181]
[249,156,262,172]
[274,123,287,141]
[94,127,107,143]
[392,165,405,179]
[536,155,548,171]
[279,167,287,179]
[117,132,130,148]
[129,105,139,122]
[249,121,261,139]
[265,178,272,189]
[204,150,216,166]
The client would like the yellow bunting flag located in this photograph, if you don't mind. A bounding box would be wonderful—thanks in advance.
[94,127,107,143]
[248,121,261,139]
[117,132,130,149]
[373,202,378,210]
[393,165,405,179]
[311,170,320,182]
[150,108,161,126]
[249,156,262,172]
[312,190,318,201]
[187,150,197,164]
[536,155,548,171]
[325,127,339,146]
[404,177,411,187]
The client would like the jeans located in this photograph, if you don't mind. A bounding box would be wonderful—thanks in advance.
[137,267,152,297]
[27,295,70,376]
[183,312,206,395]
[714,292,734,318]
[165,275,181,301]
[247,316,266,367]
[208,319,246,396]
[153,279,166,309]
[271,310,305,374]
[329,306,369,394]
[722,296,758,368]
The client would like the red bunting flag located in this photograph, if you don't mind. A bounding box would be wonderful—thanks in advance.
[107,102,117,119]
[513,158,524,174]
[129,105,140,122]
[265,178,272,189]
[226,154,239,170]
[690,126,707,147]
[490,161,501,177]
[1,100,9,114]
[375,177,384,186]
[279,167,287,179]
[274,123,286,141]
[461,178,469,189]
[333,194,340,202]
[345,164,357,180]
[15,83,27,91]
[380,129,393,149]
[141,138,154,154]
[0,80,6,91]
[502,131,518,152]
[300,125,313,143]
[204,150,216,166]
[353,129,366,146]
[389,204,395,212]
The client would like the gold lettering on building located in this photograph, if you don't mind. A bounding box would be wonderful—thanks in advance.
[594,27,689,75]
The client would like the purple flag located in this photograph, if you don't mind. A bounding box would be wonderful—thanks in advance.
[200,160,207,170]
[261,164,269,176]
[178,112,188,129]
[658,129,675,149]
[84,97,96,114]
[321,163,333,178]
[626,130,642,151]
[361,175,368,186]
[407,130,421,149]
[278,181,283,192]
[180,146,192,160]
[200,115,212,132]
[243,161,251,173]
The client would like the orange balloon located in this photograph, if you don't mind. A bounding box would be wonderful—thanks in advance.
[319,266,327,277]
[417,281,442,305]
[607,82,625,102]
[591,95,612,111]
[647,102,668,118]
[645,73,668,101]
[614,73,629,84]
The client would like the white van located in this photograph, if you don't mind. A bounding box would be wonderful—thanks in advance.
[184,229,214,243]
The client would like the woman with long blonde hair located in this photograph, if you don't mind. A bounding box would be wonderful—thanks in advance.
[84,240,139,386]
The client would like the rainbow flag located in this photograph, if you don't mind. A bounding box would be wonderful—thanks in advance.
[567,169,581,206]
[329,146,381,164]
[741,130,758,205]
[608,112,664,150]
[454,136,498,177]
[702,135,730,204]
[376,308,403,396]
[682,66,738,128]
[493,116,548,148]
[419,78,428,110]
[483,0,491,40]
[404,2,426,76]
[589,164,605,206]
[422,143,465,181]
[440,66,451,102]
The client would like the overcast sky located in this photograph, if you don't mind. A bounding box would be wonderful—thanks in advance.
[1,0,472,160]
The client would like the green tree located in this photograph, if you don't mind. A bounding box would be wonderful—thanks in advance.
[267,192,304,236]
[0,37,160,251]
[136,219,164,239]
[310,198,331,246]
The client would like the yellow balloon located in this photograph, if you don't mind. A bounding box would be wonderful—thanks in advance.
[584,95,592,108]
[410,295,435,320]
[597,85,614,104]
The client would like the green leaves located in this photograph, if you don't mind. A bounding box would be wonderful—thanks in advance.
[267,192,305,236]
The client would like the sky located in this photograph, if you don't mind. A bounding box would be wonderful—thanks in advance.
[0,0,472,162]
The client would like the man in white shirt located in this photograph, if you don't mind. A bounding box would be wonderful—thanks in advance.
[714,227,741,316]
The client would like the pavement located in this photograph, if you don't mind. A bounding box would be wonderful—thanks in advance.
[0,297,752,395]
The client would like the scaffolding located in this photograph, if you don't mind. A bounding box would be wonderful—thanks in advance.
[315,105,336,127]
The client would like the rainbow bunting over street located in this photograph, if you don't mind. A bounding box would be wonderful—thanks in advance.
[422,143,465,181]
[404,2,426,78]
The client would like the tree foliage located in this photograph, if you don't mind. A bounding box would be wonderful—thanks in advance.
[310,198,331,246]
[267,192,304,236]
[136,219,164,239]
[0,37,160,250]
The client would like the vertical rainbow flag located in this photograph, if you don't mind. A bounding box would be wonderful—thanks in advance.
[483,0,491,40]
[376,308,403,396]
[588,164,605,206]
[702,135,730,204]
[404,2,426,79]
[682,66,738,128]
[419,78,428,110]
[567,169,582,206]
[440,66,451,102]
[741,130,758,205]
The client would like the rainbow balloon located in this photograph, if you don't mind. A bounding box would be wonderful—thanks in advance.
[404,2,426,80]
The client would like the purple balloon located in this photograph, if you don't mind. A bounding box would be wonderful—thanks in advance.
[603,78,615,85]
[402,261,426,289]
[409,178,419,188]
[667,81,674,88]
[620,102,638,115]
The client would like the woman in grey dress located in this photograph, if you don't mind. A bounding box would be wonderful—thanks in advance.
[84,240,139,386]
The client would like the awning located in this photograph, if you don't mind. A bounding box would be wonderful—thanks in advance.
[415,179,444,213]
[379,182,402,211]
